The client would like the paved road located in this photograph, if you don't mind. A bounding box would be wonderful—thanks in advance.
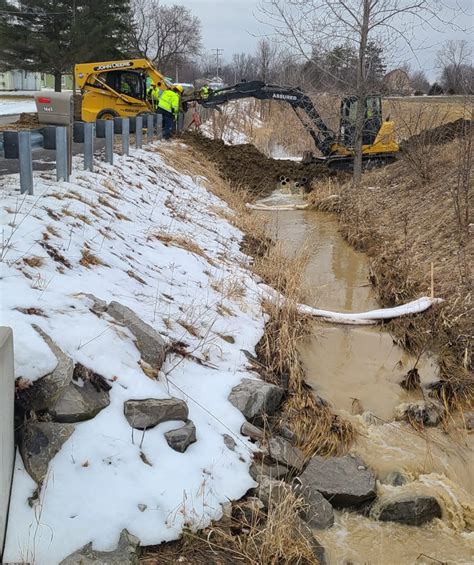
[0,114,20,126]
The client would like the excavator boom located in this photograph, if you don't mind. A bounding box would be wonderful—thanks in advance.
[188,80,399,169]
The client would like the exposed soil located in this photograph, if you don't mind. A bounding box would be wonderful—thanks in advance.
[182,132,339,198]
[0,112,40,131]
[400,118,472,151]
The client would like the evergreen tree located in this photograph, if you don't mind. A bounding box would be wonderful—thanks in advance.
[0,0,131,91]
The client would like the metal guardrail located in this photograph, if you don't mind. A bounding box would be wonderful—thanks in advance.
[0,112,171,194]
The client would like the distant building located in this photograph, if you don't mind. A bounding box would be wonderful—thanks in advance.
[0,70,73,91]
[0,70,41,91]
[383,69,414,96]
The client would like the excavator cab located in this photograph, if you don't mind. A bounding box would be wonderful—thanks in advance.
[339,95,382,148]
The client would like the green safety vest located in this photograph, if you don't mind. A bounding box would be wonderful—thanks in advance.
[147,86,162,109]
[158,89,180,116]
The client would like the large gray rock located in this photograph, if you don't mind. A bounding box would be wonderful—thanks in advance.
[107,301,166,369]
[228,378,284,424]
[20,421,75,484]
[164,420,196,453]
[294,517,327,565]
[50,380,110,423]
[267,436,305,472]
[241,421,265,441]
[256,475,293,508]
[299,455,376,508]
[293,481,334,530]
[249,460,290,482]
[124,398,188,430]
[16,326,73,412]
[395,400,444,427]
[60,529,139,565]
[372,495,442,526]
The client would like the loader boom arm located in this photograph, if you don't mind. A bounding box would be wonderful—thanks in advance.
[190,80,337,156]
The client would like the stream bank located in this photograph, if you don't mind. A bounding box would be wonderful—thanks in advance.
[256,189,474,563]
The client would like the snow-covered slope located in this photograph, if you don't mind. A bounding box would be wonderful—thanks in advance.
[1,143,265,564]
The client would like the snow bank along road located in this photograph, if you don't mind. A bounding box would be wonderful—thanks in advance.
[1,143,266,564]
[0,96,35,116]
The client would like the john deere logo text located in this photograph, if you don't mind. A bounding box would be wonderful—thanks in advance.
[94,62,133,71]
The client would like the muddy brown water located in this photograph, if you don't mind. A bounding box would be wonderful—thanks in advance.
[257,190,474,564]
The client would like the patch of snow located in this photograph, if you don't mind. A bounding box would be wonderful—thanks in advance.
[0,97,36,115]
[200,100,262,146]
[1,142,266,564]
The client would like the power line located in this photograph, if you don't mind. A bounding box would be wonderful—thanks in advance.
[212,48,224,79]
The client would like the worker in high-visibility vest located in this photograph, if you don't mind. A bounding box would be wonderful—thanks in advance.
[146,82,162,111]
[157,85,183,139]
[200,84,210,100]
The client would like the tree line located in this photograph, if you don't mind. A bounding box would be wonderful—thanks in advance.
[0,0,472,96]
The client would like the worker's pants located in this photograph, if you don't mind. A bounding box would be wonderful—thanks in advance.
[159,109,174,139]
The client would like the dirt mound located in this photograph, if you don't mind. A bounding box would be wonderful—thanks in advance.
[401,118,472,152]
[0,112,40,131]
[183,133,335,198]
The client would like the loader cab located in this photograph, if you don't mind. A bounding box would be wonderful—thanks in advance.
[101,70,147,100]
[339,94,382,148]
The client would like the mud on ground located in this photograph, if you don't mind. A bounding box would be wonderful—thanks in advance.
[0,112,40,131]
[183,132,339,198]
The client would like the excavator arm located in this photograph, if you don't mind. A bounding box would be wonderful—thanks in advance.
[188,80,337,157]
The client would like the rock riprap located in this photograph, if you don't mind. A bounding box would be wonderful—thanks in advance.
[16,326,73,412]
[124,398,188,430]
[107,301,166,369]
[59,529,139,564]
[298,454,376,508]
[49,379,110,423]
[228,378,284,424]
[372,494,442,526]
[20,421,75,484]
[164,420,197,453]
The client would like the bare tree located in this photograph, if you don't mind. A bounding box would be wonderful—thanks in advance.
[129,0,202,75]
[409,69,430,93]
[437,39,473,94]
[259,0,463,185]
[232,53,257,82]
[255,38,280,83]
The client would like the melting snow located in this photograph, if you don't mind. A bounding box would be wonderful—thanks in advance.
[0,97,36,116]
[1,143,265,564]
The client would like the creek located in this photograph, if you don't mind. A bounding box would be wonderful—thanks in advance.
[257,189,474,564]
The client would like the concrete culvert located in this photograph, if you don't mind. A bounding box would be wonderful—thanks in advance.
[281,181,287,186]
[279,175,286,181]
[295,182,300,188]
[301,177,308,183]
[286,177,291,183]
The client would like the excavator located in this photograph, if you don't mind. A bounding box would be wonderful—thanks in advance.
[188,80,399,170]
[74,59,172,121]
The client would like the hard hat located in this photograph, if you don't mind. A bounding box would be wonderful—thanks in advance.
[174,84,184,93]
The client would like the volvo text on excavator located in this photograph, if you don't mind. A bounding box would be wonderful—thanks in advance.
[188,80,399,170]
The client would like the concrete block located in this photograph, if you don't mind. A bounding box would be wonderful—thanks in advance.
[0,327,14,559]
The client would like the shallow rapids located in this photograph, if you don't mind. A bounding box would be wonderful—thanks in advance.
[257,189,474,564]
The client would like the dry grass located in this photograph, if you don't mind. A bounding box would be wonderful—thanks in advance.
[324,137,474,411]
[140,489,320,564]
[151,231,216,267]
[158,140,356,456]
[23,256,44,268]
[79,247,105,268]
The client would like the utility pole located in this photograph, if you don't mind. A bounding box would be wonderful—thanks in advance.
[212,48,223,79]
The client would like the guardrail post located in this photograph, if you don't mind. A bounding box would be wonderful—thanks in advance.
[105,120,114,165]
[147,114,154,143]
[18,131,33,195]
[177,112,185,133]
[122,118,130,156]
[155,113,163,140]
[0,327,14,561]
[56,126,69,182]
[136,116,143,149]
[84,122,94,172]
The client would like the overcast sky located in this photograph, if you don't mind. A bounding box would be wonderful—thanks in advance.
[160,0,473,81]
